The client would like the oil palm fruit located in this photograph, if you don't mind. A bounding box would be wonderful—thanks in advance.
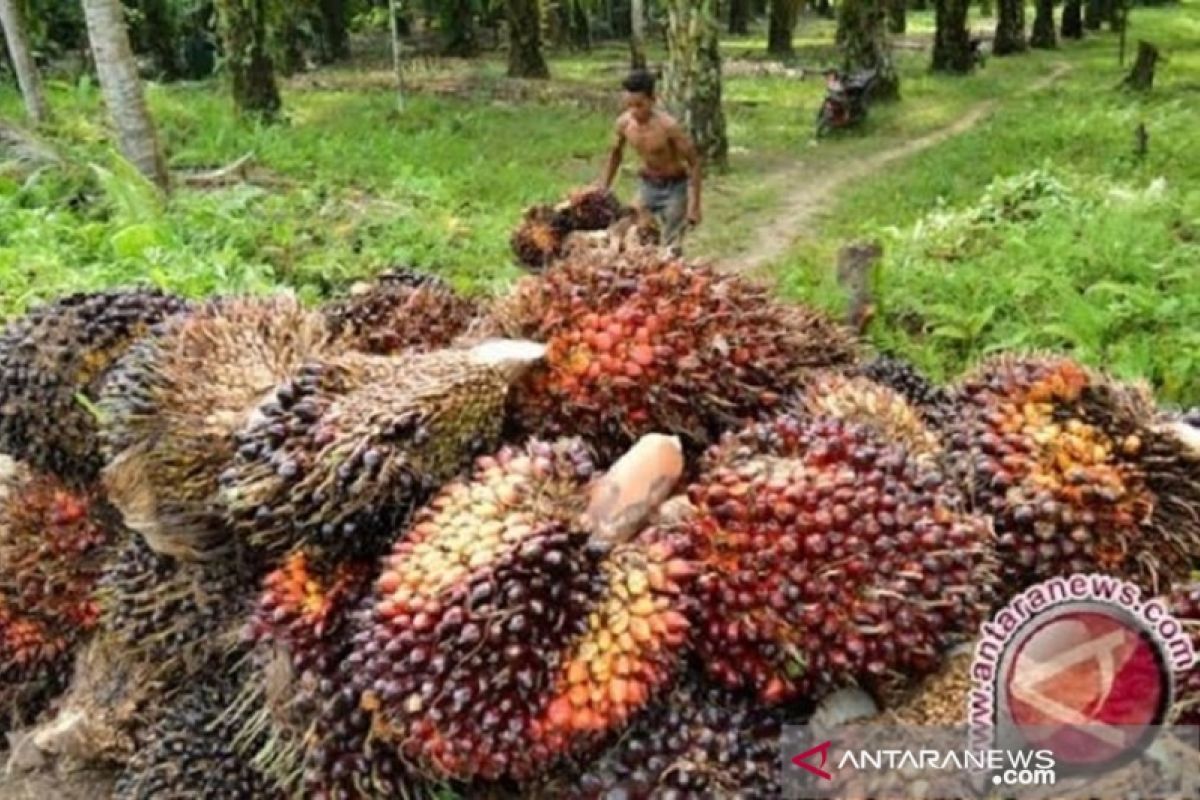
[0,467,114,733]
[1169,583,1199,727]
[682,413,996,705]
[305,436,694,789]
[511,205,570,270]
[557,676,785,799]
[236,550,374,794]
[323,269,480,356]
[0,289,191,485]
[857,354,954,426]
[221,339,546,560]
[947,354,1200,596]
[485,251,860,462]
[113,675,279,800]
[799,371,943,458]
[100,295,333,560]
[97,534,253,677]
[560,186,623,231]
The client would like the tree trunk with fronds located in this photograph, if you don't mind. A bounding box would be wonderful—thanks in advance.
[570,0,591,49]
[1084,0,1104,29]
[0,0,51,123]
[81,0,168,188]
[932,0,972,72]
[728,0,750,33]
[664,0,728,167]
[214,0,282,120]
[886,0,906,34]
[767,0,797,56]
[993,0,1026,54]
[837,0,899,100]
[442,0,480,56]
[507,0,549,77]
[1061,0,1084,37]
[1030,0,1056,47]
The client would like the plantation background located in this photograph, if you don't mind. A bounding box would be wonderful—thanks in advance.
[1,1,1198,402]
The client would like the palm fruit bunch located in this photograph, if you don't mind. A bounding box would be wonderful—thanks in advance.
[113,675,279,800]
[305,438,695,790]
[100,295,333,560]
[681,413,995,705]
[798,371,943,458]
[97,535,254,676]
[0,468,114,732]
[511,204,571,270]
[555,676,785,799]
[486,250,860,462]
[322,269,480,356]
[560,186,623,231]
[221,340,545,560]
[1168,583,1199,727]
[235,550,375,792]
[856,354,954,427]
[0,288,191,485]
[946,354,1200,596]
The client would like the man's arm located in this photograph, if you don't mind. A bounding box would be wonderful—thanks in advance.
[600,119,626,189]
[670,123,703,225]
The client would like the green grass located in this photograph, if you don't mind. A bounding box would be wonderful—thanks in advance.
[769,4,1200,404]
[1,4,1198,403]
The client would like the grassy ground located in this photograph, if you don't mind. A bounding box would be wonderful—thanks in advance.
[1,5,1197,401]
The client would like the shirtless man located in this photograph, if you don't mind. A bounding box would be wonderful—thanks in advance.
[600,69,702,249]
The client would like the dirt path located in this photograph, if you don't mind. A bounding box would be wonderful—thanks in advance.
[722,63,1071,274]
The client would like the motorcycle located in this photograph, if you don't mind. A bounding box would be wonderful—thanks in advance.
[815,68,878,138]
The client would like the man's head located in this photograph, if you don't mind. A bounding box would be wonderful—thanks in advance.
[621,70,656,122]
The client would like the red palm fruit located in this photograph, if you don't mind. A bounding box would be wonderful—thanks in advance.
[221,341,545,561]
[681,413,996,705]
[856,354,955,428]
[100,295,334,560]
[483,250,860,463]
[304,437,695,790]
[559,187,623,231]
[799,371,943,458]
[0,289,192,485]
[551,675,785,799]
[946,354,1200,597]
[323,270,480,356]
[511,205,571,271]
[235,550,374,794]
[0,466,114,732]
[1168,583,1199,727]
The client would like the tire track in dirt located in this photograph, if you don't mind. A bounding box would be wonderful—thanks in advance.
[723,63,1071,274]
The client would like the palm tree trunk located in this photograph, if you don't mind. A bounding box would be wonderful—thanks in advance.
[993,0,1027,55]
[0,0,51,123]
[389,0,405,110]
[664,0,728,166]
[214,0,282,120]
[837,0,899,100]
[80,0,168,189]
[886,0,906,34]
[1061,0,1084,37]
[767,0,797,57]
[932,0,972,72]
[507,0,550,77]
[1030,0,1057,47]
[728,0,750,34]
[630,0,647,69]
[318,0,350,62]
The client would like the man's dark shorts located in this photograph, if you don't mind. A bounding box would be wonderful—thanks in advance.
[637,173,689,248]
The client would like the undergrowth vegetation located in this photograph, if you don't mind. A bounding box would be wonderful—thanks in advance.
[1,5,1197,404]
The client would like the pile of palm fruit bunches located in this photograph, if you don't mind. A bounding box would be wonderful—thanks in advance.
[0,186,1198,799]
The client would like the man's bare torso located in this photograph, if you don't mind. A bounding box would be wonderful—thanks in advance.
[618,109,688,179]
